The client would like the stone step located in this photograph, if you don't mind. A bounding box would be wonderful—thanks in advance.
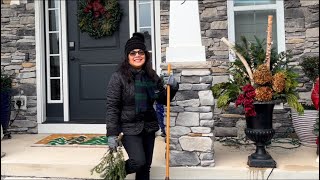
[1,134,318,179]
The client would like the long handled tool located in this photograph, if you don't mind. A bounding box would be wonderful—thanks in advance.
[165,64,171,180]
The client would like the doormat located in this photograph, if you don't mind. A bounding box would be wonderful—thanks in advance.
[32,134,108,148]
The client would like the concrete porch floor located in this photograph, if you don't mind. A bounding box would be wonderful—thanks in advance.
[1,134,319,179]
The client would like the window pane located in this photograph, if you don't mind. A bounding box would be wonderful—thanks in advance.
[234,0,276,6]
[235,10,277,49]
[139,0,151,2]
[49,33,60,54]
[48,0,60,8]
[139,3,151,27]
[49,10,59,31]
[50,56,60,77]
[140,28,152,51]
[50,79,61,100]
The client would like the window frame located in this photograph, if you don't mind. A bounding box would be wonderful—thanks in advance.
[227,0,285,62]
[45,0,63,103]
[136,0,158,73]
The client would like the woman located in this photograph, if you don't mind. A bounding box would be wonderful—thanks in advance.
[106,32,179,180]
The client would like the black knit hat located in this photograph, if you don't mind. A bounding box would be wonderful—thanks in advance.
[125,32,146,55]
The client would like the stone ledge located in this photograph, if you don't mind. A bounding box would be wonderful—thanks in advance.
[161,62,212,69]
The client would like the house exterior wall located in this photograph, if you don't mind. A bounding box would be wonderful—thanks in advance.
[0,0,318,138]
[1,1,38,133]
[160,0,319,138]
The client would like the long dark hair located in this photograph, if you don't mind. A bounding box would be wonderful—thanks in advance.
[118,51,157,83]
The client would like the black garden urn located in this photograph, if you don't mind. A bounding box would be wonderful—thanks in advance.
[244,102,277,168]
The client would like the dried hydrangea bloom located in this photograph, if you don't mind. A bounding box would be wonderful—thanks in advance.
[255,86,273,101]
[272,72,286,93]
[253,64,273,85]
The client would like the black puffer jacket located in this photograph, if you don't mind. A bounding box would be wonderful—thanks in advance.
[106,71,178,136]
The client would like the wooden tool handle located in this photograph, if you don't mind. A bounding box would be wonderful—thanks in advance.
[165,64,171,179]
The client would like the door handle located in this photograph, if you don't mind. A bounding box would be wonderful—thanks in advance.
[70,56,79,61]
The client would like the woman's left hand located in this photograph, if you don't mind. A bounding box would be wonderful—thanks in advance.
[167,75,179,90]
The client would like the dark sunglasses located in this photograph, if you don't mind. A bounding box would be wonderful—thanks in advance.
[129,50,145,56]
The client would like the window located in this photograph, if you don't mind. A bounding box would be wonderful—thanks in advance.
[228,0,285,60]
[136,0,157,71]
[45,0,63,103]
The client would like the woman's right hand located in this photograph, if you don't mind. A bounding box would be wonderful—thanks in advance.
[108,136,119,152]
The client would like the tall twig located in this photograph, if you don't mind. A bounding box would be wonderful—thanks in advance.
[221,37,254,85]
[265,15,273,70]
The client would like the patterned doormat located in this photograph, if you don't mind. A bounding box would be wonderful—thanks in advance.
[32,134,108,148]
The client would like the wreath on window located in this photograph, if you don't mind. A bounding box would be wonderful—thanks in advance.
[78,0,122,39]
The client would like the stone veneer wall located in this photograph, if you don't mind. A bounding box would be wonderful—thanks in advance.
[161,62,216,167]
[284,0,319,102]
[0,0,318,135]
[1,1,37,133]
[160,0,319,138]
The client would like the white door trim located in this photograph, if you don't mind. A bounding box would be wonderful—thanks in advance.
[35,0,46,124]
[61,0,70,122]
[37,0,136,133]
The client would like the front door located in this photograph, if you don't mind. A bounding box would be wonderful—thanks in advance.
[67,1,130,123]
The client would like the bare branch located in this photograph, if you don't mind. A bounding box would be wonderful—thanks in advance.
[221,37,254,85]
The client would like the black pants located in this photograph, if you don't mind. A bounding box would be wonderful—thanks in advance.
[122,130,155,180]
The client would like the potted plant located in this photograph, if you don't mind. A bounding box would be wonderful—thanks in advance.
[291,56,319,147]
[1,71,12,138]
[212,16,303,168]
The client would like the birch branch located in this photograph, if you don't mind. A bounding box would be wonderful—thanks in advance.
[221,37,254,85]
[265,15,273,70]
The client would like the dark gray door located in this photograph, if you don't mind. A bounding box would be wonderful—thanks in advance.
[67,1,130,123]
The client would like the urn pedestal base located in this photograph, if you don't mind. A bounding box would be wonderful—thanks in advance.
[245,128,277,168]
[245,100,277,168]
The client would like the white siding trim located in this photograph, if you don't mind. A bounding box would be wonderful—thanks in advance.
[154,0,161,75]
[61,0,69,122]
[227,0,235,62]
[150,1,156,71]
[276,0,286,53]
[233,4,277,11]
[35,0,46,123]
[129,1,136,36]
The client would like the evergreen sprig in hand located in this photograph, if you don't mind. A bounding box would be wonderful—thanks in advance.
[91,133,126,180]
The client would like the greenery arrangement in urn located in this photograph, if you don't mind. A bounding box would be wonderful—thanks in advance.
[299,56,319,109]
[299,56,319,84]
[212,16,304,117]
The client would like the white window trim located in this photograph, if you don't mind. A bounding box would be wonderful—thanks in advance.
[154,0,161,75]
[136,0,158,73]
[45,0,63,103]
[35,0,46,123]
[227,0,285,62]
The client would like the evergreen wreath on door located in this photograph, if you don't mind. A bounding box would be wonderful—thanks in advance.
[78,0,122,39]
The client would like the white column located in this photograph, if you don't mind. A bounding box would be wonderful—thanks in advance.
[166,0,206,62]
